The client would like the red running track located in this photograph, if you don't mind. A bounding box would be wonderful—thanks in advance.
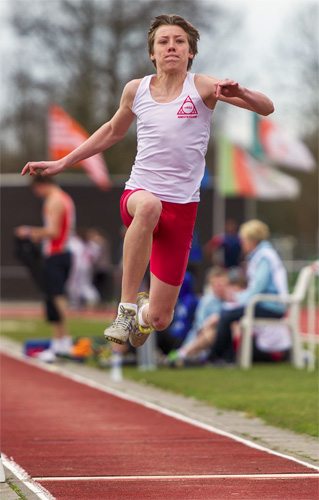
[1,352,318,500]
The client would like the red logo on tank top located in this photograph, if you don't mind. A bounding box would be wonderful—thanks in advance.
[177,96,198,118]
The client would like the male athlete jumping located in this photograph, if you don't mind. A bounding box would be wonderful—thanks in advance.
[22,14,274,348]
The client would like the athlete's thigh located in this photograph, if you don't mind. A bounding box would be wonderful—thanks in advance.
[150,201,197,286]
[149,272,181,316]
[126,189,162,219]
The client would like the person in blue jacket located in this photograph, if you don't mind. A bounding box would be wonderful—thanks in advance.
[204,219,242,269]
[209,219,289,365]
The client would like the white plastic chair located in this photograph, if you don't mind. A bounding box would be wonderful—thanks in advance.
[238,262,318,369]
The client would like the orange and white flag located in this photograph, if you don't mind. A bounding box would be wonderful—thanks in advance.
[217,135,300,200]
[254,115,316,172]
[48,104,112,190]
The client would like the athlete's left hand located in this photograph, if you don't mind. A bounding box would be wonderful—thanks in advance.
[215,79,245,99]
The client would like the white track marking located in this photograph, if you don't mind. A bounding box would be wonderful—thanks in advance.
[1,346,318,475]
[33,473,319,481]
[2,453,56,500]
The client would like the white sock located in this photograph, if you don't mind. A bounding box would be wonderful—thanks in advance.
[118,303,137,315]
[138,304,149,327]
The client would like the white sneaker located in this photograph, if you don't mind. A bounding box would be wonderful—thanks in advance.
[35,349,57,363]
[129,292,154,348]
[104,305,137,345]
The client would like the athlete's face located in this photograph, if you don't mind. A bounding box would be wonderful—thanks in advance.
[150,25,193,72]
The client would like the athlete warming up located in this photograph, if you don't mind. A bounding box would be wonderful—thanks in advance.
[21,14,274,348]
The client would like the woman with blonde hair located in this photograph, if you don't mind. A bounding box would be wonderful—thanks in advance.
[209,220,291,365]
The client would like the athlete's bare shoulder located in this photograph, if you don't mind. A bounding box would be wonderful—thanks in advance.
[121,78,143,109]
[194,74,220,109]
[45,190,63,216]
[125,78,143,94]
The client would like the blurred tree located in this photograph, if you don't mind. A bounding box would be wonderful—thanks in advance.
[258,3,318,258]
[1,0,239,174]
[275,2,318,137]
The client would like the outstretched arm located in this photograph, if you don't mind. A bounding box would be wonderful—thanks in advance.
[195,75,274,116]
[215,78,274,116]
[21,80,140,177]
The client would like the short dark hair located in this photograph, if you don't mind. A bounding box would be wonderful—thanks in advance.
[147,14,200,71]
[31,175,56,186]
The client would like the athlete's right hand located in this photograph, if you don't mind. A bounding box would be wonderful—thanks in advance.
[21,160,65,177]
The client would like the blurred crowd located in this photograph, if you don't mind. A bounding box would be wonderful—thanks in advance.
[66,226,114,309]
[159,218,291,367]
[14,177,292,367]
[63,217,292,368]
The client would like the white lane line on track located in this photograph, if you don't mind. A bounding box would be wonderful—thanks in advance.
[2,346,319,475]
[2,453,56,500]
[33,473,319,481]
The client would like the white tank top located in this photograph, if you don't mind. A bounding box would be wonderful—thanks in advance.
[125,72,214,203]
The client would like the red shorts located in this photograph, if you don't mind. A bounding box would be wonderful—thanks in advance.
[120,189,198,286]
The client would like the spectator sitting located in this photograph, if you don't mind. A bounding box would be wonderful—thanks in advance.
[167,267,230,364]
[170,272,246,367]
[209,219,291,366]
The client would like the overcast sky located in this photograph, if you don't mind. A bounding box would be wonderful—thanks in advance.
[201,0,318,144]
[1,0,318,145]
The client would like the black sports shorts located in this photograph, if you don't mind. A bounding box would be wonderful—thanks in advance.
[45,252,71,296]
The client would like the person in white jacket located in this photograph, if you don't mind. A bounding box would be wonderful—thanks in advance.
[209,220,291,365]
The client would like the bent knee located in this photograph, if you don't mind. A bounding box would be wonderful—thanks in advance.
[149,311,173,331]
[136,196,162,228]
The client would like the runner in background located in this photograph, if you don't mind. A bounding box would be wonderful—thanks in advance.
[21,14,274,349]
[15,176,75,362]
